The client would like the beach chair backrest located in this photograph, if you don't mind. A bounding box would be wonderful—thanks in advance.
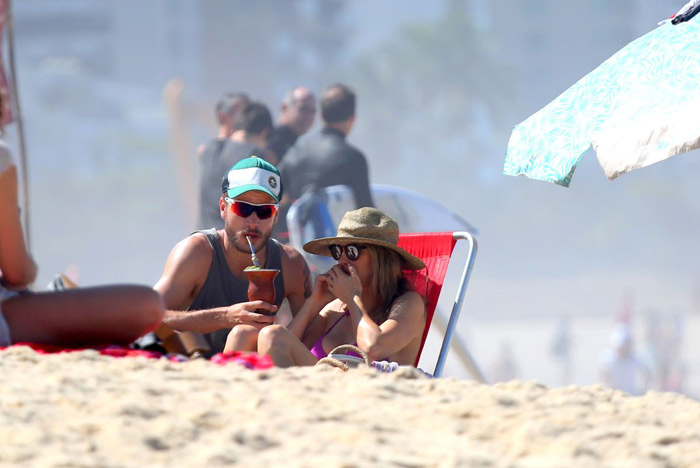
[397,232,457,367]
[398,231,483,379]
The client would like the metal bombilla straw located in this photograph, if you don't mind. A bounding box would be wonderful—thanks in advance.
[245,235,260,267]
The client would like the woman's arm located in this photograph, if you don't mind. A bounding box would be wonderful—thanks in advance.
[286,273,336,341]
[348,291,426,362]
[0,166,37,287]
[359,291,425,360]
[279,243,313,317]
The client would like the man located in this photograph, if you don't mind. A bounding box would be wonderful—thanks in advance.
[197,101,273,230]
[276,83,374,237]
[266,86,316,163]
[197,92,249,157]
[157,156,311,354]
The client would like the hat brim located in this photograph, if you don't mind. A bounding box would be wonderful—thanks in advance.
[227,185,280,203]
[303,236,425,270]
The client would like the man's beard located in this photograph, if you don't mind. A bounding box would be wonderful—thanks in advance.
[227,226,271,255]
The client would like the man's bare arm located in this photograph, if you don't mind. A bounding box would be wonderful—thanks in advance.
[153,234,275,333]
[164,303,275,333]
[153,234,210,311]
[280,243,312,317]
[302,261,312,299]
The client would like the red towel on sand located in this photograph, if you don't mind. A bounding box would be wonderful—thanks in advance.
[1,343,274,369]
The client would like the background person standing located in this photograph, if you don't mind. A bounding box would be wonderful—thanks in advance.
[266,86,316,164]
[276,83,374,239]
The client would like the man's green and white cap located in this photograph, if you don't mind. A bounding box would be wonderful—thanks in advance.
[222,156,282,203]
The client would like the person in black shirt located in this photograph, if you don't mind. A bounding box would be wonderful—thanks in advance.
[266,86,316,164]
[197,101,273,230]
[275,84,374,239]
[196,92,249,159]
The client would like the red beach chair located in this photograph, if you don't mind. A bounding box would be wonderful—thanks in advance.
[398,232,484,380]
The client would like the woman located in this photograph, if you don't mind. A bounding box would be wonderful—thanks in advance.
[0,103,164,348]
[251,207,426,367]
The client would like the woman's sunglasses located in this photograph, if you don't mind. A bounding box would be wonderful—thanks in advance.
[328,244,367,261]
[225,198,279,220]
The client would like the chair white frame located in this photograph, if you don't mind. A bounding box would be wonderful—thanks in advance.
[431,231,484,380]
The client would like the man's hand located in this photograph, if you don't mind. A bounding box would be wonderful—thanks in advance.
[225,301,277,330]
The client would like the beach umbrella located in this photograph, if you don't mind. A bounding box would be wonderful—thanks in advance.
[503,13,700,187]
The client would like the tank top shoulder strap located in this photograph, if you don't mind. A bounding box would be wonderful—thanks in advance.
[192,229,229,271]
[264,238,281,268]
[265,238,286,307]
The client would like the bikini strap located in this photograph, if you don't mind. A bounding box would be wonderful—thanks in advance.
[325,309,350,334]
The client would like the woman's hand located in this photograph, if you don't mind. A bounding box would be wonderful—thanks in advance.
[325,264,362,304]
[309,272,335,306]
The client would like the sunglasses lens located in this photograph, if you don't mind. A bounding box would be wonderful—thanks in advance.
[346,245,359,261]
[329,244,342,260]
[256,206,274,219]
[231,201,253,217]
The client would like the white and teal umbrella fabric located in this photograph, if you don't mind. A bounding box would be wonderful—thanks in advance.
[504,16,700,187]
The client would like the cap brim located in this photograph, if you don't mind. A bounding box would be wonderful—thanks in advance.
[227,185,280,203]
[303,236,425,270]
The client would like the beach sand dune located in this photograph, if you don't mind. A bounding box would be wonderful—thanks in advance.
[2,346,699,468]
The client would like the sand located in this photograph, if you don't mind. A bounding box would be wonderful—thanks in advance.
[1,346,699,468]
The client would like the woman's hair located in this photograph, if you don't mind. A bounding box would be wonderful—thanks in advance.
[366,244,411,324]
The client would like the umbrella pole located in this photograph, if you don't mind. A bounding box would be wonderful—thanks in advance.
[6,0,30,250]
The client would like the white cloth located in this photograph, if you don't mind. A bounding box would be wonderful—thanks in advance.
[0,140,14,175]
[594,100,700,180]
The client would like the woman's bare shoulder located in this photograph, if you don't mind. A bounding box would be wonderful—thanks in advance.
[389,290,426,317]
[397,290,425,306]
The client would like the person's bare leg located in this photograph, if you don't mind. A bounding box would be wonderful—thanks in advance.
[3,285,164,347]
[257,325,318,367]
[224,324,259,352]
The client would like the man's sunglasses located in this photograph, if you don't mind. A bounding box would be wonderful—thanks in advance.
[225,198,279,220]
[328,244,367,261]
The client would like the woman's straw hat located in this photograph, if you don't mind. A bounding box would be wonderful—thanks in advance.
[303,207,425,270]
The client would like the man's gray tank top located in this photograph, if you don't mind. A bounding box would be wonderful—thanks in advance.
[188,229,285,353]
